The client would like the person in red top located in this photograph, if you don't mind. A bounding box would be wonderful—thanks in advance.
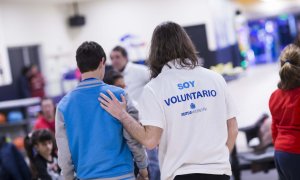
[34,98,55,133]
[29,65,45,98]
[269,44,300,180]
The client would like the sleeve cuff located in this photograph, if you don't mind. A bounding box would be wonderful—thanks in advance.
[140,119,164,129]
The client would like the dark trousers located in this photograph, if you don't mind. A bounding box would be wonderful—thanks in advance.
[275,151,300,180]
[174,173,230,180]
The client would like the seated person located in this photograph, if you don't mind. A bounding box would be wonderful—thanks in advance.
[24,129,62,180]
[104,69,149,180]
[34,98,55,133]
[104,69,126,89]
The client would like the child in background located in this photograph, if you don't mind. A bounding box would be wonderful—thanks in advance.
[104,69,126,89]
[104,69,149,180]
[34,98,56,134]
[269,44,300,180]
[24,129,62,180]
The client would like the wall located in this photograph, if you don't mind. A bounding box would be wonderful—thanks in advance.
[0,1,74,96]
[238,0,300,20]
[0,6,12,86]
[209,0,237,49]
[0,0,238,97]
[66,0,237,61]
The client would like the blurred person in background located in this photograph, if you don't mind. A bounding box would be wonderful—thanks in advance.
[110,46,150,102]
[24,129,61,180]
[0,136,31,180]
[100,22,238,180]
[28,64,45,98]
[104,70,126,89]
[75,68,81,81]
[34,98,56,133]
[269,44,300,180]
[103,69,149,180]
[110,46,160,180]
[19,66,31,98]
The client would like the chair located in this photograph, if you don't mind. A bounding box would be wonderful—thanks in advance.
[231,113,276,180]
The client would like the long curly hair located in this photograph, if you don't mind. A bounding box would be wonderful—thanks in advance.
[148,22,200,79]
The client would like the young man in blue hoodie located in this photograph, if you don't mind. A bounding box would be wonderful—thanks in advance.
[55,41,146,180]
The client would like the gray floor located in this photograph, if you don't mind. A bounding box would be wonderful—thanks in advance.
[227,63,279,151]
[228,64,280,180]
[233,169,278,180]
[227,63,279,128]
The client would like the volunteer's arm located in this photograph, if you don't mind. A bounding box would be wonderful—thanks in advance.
[123,95,149,174]
[55,110,75,180]
[221,75,238,153]
[226,117,238,153]
[99,90,163,149]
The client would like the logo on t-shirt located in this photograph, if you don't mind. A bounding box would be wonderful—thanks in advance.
[163,81,217,107]
[177,81,195,90]
[181,108,208,117]
[190,103,196,109]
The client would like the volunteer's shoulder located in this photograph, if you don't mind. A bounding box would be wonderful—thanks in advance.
[197,66,226,82]
[143,76,160,93]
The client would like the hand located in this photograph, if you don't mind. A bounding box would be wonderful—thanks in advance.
[137,168,149,180]
[99,90,127,120]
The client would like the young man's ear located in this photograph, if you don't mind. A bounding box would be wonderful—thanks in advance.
[102,57,106,65]
[99,58,106,69]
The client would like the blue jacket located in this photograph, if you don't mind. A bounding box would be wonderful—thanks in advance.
[56,78,133,179]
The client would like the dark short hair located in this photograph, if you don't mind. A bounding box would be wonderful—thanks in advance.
[278,44,300,90]
[76,41,106,73]
[32,129,53,144]
[103,69,124,85]
[112,46,128,59]
[148,22,199,79]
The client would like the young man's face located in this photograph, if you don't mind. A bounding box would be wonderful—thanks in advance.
[110,51,128,71]
[99,59,106,80]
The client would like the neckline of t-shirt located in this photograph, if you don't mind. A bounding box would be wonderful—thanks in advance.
[81,77,101,82]
[162,59,202,72]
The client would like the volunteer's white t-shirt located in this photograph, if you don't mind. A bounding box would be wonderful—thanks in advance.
[138,60,237,180]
